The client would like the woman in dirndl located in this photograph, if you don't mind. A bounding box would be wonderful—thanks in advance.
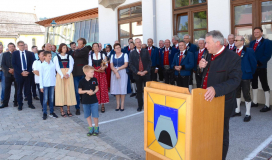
[110,43,128,111]
[53,43,77,117]
[105,44,112,89]
[88,43,109,113]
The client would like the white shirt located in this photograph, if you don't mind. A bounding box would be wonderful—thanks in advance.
[107,52,111,57]
[236,46,243,53]
[39,61,56,88]
[199,48,205,53]
[110,53,128,64]
[148,47,152,50]
[186,43,189,47]
[165,47,170,51]
[175,43,179,48]
[180,50,185,55]
[32,60,43,84]
[256,37,262,43]
[53,54,74,79]
[19,50,27,71]
[229,43,234,49]
[88,52,107,66]
[213,46,225,56]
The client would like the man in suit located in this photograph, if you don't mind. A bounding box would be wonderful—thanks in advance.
[249,27,272,112]
[123,38,133,53]
[183,34,197,92]
[12,41,36,111]
[129,38,151,112]
[199,30,242,160]
[147,38,160,81]
[68,42,76,55]
[158,40,165,82]
[159,39,178,85]
[0,43,18,109]
[194,38,208,88]
[0,44,5,104]
[226,34,236,51]
[171,41,194,88]
[232,36,257,122]
[172,35,180,50]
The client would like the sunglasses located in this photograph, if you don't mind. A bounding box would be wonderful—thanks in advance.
[234,40,242,42]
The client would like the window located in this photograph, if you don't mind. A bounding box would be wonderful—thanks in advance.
[173,0,207,44]
[231,0,272,45]
[118,2,142,47]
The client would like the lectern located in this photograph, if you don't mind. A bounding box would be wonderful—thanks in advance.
[144,82,225,160]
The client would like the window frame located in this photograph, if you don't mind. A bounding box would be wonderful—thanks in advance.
[173,0,208,43]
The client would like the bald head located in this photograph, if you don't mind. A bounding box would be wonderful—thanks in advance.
[165,39,170,48]
[228,34,235,45]
[45,43,52,51]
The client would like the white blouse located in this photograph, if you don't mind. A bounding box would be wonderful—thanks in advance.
[88,52,108,66]
[53,54,74,79]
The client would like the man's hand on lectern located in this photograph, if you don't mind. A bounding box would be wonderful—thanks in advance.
[205,87,215,102]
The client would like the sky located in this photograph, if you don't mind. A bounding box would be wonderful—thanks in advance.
[2,0,98,19]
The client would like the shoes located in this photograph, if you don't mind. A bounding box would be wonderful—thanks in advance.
[0,104,8,109]
[43,113,47,120]
[93,127,99,136]
[115,106,121,111]
[1,101,3,104]
[231,112,241,117]
[87,127,94,136]
[251,102,258,107]
[244,115,251,122]
[49,112,58,118]
[76,109,80,115]
[24,98,27,101]
[120,109,124,111]
[13,101,18,107]
[28,104,35,109]
[260,106,271,112]
[18,106,22,111]
[137,107,142,112]
[130,93,137,97]
[33,97,40,100]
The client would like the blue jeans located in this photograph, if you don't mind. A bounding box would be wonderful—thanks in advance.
[0,71,5,101]
[73,75,85,109]
[42,86,54,114]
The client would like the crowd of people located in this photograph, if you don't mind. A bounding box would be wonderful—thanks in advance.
[0,27,271,159]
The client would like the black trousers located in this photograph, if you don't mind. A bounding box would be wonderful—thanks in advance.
[163,69,175,85]
[135,76,148,109]
[150,67,157,81]
[195,73,203,88]
[36,84,43,106]
[252,68,270,91]
[3,76,18,105]
[223,117,230,160]
[24,75,37,98]
[17,76,32,106]
[175,75,190,88]
[236,79,251,102]
[189,71,193,85]
[158,67,164,81]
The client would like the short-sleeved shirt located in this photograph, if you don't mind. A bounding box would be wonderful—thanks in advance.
[78,77,98,104]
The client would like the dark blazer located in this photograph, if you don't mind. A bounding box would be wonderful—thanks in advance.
[201,47,242,117]
[149,46,160,67]
[159,46,178,69]
[171,50,194,76]
[12,50,35,81]
[240,47,257,80]
[172,44,179,51]
[129,49,152,81]
[186,43,197,54]
[249,37,272,68]
[194,49,208,71]
[2,52,13,77]
[67,49,74,56]
[226,44,237,52]
[72,47,89,76]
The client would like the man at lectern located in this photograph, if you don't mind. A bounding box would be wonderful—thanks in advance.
[199,30,242,160]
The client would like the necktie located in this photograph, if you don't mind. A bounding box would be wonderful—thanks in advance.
[230,46,233,50]
[179,52,183,65]
[236,49,239,54]
[22,51,27,71]
[253,41,259,51]
[138,50,143,72]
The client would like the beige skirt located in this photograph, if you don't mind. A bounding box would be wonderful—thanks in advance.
[55,68,77,106]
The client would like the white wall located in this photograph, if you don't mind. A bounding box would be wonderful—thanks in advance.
[208,0,231,38]
[156,0,173,43]
[142,0,154,45]
[98,0,142,47]
[18,35,44,51]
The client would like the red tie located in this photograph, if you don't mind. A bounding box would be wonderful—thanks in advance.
[179,52,183,65]
[236,49,239,54]
[230,46,233,50]
[253,41,259,51]
[138,50,144,71]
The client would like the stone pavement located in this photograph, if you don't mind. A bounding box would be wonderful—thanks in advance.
[0,85,144,160]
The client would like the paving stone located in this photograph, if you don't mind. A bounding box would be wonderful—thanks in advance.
[43,148,58,153]
[0,149,9,154]
[252,157,267,160]
[32,146,47,151]
[0,153,11,159]
[35,142,47,147]
[4,141,16,145]
[84,149,97,155]
[74,147,88,153]
[257,152,272,159]
[43,143,58,148]
[54,144,68,149]
[8,149,22,155]
[0,141,6,145]
[103,153,116,159]
[20,150,35,156]
[64,145,77,151]
[25,141,38,146]
[7,154,24,159]
[20,155,38,160]
[15,141,27,145]
[8,145,23,150]
[67,151,81,157]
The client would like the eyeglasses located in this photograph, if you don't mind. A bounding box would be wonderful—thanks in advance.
[234,40,242,42]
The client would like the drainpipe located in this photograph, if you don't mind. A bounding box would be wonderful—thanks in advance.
[153,0,157,46]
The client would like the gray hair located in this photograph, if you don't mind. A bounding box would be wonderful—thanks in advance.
[183,34,191,39]
[172,35,180,41]
[228,34,235,38]
[198,38,205,43]
[206,30,224,45]
[147,38,153,42]
[159,40,164,43]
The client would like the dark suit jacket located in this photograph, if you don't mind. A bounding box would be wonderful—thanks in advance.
[240,47,257,80]
[2,52,13,77]
[72,47,89,76]
[249,37,272,68]
[171,50,194,76]
[201,47,242,117]
[129,49,151,81]
[226,44,237,52]
[12,50,35,81]
[159,47,178,69]
[194,49,208,71]
[149,46,160,68]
